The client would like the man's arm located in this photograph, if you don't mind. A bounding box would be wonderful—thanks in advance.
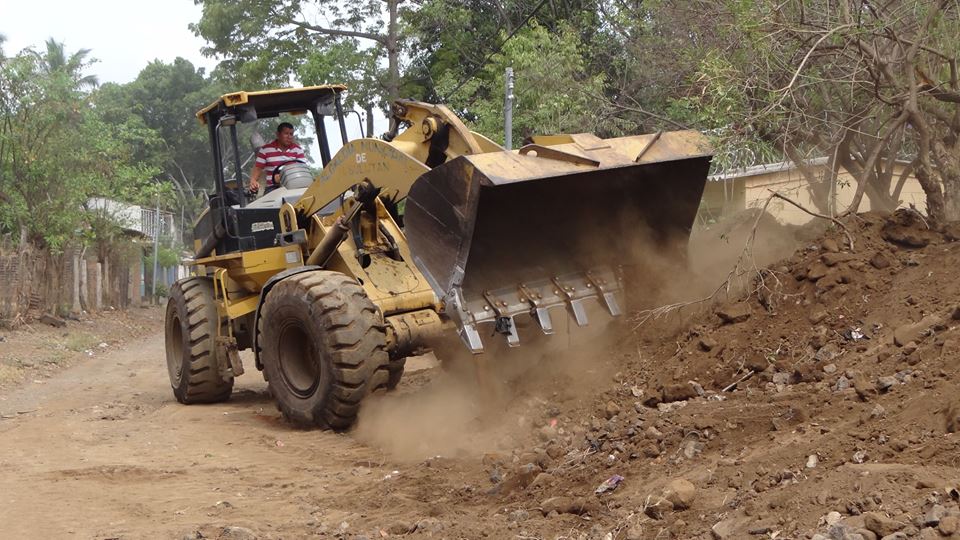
[249,164,263,192]
[249,148,267,192]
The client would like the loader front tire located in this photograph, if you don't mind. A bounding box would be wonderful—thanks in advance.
[258,271,387,429]
[165,277,233,404]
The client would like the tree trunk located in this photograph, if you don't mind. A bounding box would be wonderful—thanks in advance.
[364,103,374,137]
[95,262,103,311]
[386,0,400,102]
[784,144,832,214]
[933,140,960,221]
[71,252,81,314]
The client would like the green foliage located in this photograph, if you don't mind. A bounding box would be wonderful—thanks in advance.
[145,245,180,270]
[192,0,395,109]
[436,22,605,145]
[0,43,163,251]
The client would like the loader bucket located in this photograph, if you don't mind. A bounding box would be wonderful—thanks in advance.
[404,131,713,352]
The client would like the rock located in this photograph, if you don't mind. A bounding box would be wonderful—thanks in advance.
[815,343,840,362]
[823,238,840,252]
[540,496,593,516]
[809,306,830,324]
[836,375,851,392]
[716,303,751,324]
[415,518,444,534]
[698,337,718,352]
[530,472,555,488]
[507,509,529,523]
[870,252,892,269]
[604,400,621,419]
[853,377,874,401]
[495,463,539,494]
[539,496,570,515]
[876,377,897,393]
[940,515,959,535]
[952,306,960,320]
[711,518,739,539]
[644,497,673,519]
[772,372,791,386]
[823,252,855,266]
[387,522,415,535]
[824,363,838,374]
[825,511,843,525]
[806,455,819,469]
[919,528,940,540]
[880,533,908,540]
[922,504,946,526]
[662,384,698,403]
[218,526,258,540]
[882,220,934,248]
[870,405,886,418]
[864,512,905,538]
[893,315,941,347]
[807,262,830,281]
[664,478,697,510]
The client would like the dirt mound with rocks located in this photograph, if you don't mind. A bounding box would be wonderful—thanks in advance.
[429,209,960,540]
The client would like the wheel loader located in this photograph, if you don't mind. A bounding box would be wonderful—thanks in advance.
[164,85,713,429]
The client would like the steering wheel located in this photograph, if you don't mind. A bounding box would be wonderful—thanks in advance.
[269,159,307,190]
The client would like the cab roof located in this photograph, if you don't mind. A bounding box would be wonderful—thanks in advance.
[196,84,348,125]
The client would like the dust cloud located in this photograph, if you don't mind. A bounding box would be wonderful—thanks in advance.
[354,307,620,462]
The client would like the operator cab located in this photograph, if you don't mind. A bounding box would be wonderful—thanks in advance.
[194,85,351,257]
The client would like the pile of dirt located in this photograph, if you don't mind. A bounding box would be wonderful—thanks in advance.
[349,209,960,540]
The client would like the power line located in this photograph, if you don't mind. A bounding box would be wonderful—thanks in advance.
[444,0,552,101]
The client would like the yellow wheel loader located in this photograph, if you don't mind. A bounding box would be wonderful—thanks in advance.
[163,85,712,429]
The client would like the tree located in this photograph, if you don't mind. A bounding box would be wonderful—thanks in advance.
[0,41,161,251]
[664,0,960,225]
[94,58,228,224]
[191,0,403,128]
[433,21,605,144]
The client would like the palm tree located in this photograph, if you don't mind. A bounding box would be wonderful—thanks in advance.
[37,38,99,89]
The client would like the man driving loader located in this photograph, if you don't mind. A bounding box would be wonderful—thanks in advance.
[248,122,306,194]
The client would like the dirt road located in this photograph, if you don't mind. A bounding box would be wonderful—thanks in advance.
[0,329,486,539]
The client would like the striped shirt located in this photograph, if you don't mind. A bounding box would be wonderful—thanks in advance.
[255,140,306,186]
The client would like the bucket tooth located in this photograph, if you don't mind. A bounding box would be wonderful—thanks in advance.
[569,299,589,327]
[552,276,589,327]
[519,283,554,334]
[533,307,554,334]
[460,323,484,353]
[586,270,622,317]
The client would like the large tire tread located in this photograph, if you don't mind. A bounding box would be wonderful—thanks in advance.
[259,271,388,430]
[165,277,233,404]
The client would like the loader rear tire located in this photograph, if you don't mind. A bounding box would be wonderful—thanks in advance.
[258,270,387,429]
[165,277,233,404]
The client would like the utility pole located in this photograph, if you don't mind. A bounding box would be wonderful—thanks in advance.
[504,67,515,150]
[151,200,160,303]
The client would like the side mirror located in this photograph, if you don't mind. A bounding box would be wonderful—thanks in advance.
[315,100,336,116]
[249,132,266,152]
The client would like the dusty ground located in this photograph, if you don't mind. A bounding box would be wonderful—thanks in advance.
[1,210,960,540]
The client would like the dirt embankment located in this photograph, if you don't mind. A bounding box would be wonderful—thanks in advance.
[2,210,960,540]
[0,307,161,396]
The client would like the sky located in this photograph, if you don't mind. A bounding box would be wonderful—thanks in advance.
[1,0,216,84]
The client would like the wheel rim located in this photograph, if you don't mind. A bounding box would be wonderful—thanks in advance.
[277,321,320,398]
[166,313,184,383]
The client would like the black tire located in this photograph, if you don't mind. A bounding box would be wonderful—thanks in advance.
[165,277,233,403]
[380,356,406,391]
[258,270,387,429]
